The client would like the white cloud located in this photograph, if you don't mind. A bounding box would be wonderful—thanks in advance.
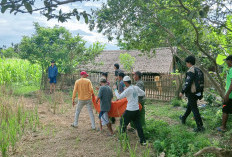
[0,1,118,50]
[83,2,102,8]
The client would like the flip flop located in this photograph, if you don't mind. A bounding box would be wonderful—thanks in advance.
[217,127,226,132]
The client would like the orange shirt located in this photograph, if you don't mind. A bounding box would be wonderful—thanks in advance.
[72,78,94,101]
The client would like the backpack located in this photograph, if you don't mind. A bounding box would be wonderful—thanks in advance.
[194,67,204,99]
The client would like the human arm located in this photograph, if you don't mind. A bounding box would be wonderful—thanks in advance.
[136,86,145,96]
[55,66,58,77]
[181,71,195,94]
[89,81,94,96]
[96,87,102,103]
[114,87,128,100]
[225,80,232,102]
[72,81,78,106]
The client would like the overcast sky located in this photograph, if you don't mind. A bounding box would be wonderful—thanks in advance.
[0,1,119,50]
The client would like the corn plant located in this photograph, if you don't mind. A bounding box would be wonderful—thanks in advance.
[0,58,41,86]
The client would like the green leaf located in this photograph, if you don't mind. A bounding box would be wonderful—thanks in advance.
[24,2,32,14]
[1,0,7,4]
[76,15,80,21]
[216,54,226,65]
[1,5,10,13]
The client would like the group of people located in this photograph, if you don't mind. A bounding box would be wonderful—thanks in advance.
[47,55,232,145]
[179,55,232,133]
[70,64,147,145]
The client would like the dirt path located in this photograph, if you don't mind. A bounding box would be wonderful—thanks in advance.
[12,95,153,157]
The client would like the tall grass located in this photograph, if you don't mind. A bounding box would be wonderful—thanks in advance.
[0,58,41,86]
[0,87,39,157]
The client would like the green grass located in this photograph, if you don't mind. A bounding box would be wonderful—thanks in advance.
[13,85,40,96]
[145,101,232,156]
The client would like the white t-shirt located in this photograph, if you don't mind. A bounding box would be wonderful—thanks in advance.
[115,85,145,111]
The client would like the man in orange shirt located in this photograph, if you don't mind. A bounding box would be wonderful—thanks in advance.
[71,71,95,129]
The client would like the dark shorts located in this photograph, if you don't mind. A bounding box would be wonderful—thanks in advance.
[222,99,232,114]
[49,77,57,84]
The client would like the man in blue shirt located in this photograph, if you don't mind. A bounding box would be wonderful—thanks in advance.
[48,60,58,94]
[118,72,125,94]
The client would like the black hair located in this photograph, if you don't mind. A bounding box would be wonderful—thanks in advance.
[134,71,142,79]
[185,56,195,65]
[225,55,232,61]
[114,63,119,69]
[51,60,55,63]
[118,72,125,78]
[100,80,107,83]
[102,72,108,78]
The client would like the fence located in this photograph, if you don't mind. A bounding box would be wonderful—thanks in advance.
[44,72,183,101]
[142,74,180,101]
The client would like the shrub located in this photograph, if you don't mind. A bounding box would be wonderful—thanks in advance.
[144,120,213,156]
[171,98,183,107]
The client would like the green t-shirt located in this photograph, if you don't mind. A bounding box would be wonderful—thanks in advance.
[226,68,232,99]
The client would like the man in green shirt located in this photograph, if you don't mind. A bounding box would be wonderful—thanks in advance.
[217,55,232,132]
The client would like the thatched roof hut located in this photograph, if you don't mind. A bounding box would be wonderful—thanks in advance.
[79,47,176,74]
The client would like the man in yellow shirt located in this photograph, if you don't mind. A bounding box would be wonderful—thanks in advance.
[71,71,95,129]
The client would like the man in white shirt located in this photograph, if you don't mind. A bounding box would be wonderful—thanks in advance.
[114,76,146,145]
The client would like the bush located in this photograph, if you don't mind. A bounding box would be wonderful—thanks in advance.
[144,120,214,156]
[171,98,183,107]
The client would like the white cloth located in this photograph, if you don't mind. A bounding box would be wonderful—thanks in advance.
[115,85,145,111]
[73,99,95,129]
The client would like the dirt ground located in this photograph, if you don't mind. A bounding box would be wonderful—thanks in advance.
[10,93,154,157]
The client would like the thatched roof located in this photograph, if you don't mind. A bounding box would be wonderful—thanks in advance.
[79,47,176,74]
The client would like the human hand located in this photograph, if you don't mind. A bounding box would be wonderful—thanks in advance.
[113,85,117,90]
[48,78,50,82]
[72,101,75,107]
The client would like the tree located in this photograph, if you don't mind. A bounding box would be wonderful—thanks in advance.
[19,23,104,88]
[119,53,135,73]
[90,0,232,97]
[0,0,97,23]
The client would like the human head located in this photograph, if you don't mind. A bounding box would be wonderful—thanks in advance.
[114,63,119,70]
[80,71,88,78]
[133,71,142,81]
[51,60,55,66]
[185,56,195,68]
[99,77,107,86]
[123,76,131,87]
[102,72,108,79]
[225,55,232,67]
[118,72,125,81]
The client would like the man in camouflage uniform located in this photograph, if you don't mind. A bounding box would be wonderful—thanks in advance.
[132,71,146,127]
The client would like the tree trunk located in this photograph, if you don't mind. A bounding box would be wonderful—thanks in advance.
[40,65,45,90]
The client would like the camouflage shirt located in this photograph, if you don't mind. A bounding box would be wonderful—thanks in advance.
[136,80,145,102]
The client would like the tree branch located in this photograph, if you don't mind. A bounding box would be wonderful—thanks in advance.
[178,0,225,94]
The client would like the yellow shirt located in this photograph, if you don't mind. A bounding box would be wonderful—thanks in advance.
[72,78,94,101]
